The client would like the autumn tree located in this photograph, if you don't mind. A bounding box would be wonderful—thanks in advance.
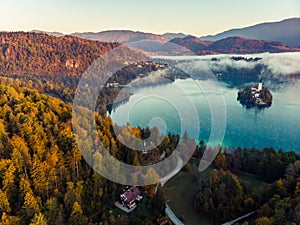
[68,202,87,225]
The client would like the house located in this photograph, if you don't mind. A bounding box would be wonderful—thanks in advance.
[119,186,143,209]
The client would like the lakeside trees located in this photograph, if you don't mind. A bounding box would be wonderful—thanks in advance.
[193,146,300,224]
[194,170,249,223]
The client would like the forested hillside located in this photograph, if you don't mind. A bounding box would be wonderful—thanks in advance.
[0,84,173,225]
[0,32,119,77]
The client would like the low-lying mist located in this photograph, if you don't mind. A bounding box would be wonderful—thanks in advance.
[155,52,300,90]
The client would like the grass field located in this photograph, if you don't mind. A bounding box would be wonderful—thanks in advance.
[162,160,214,225]
[162,159,266,225]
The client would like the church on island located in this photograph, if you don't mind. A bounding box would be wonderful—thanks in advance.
[237,78,273,108]
[251,79,264,104]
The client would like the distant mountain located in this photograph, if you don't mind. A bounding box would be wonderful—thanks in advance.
[169,36,300,54]
[126,40,193,55]
[163,32,188,39]
[22,24,300,57]
[205,36,300,54]
[71,30,197,55]
[201,18,300,46]
[71,30,170,43]
[31,30,65,37]
[169,35,213,54]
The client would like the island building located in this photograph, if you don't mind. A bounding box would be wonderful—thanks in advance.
[251,79,265,104]
[251,78,263,94]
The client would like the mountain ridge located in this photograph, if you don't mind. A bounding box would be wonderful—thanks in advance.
[28,17,300,47]
[167,35,300,54]
[200,18,300,46]
[204,36,300,54]
[163,32,188,39]
[71,30,170,43]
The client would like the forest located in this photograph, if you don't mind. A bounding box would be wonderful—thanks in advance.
[193,146,300,224]
[0,84,173,225]
[0,32,119,103]
[0,32,119,77]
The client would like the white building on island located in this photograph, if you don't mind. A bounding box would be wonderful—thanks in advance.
[251,79,263,94]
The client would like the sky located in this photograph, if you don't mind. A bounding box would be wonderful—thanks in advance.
[1,0,299,36]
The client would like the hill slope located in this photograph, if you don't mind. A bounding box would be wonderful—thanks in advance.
[201,18,300,46]
[169,35,213,54]
[0,32,119,76]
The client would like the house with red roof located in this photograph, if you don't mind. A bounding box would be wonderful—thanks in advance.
[119,186,143,210]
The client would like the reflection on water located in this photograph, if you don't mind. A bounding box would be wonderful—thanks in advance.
[110,55,300,152]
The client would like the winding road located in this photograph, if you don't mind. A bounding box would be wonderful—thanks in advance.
[162,156,255,225]
[165,203,184,225]
[160,155,183,186]
[221,212,255,225]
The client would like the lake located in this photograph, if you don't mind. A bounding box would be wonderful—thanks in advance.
[109,54,300,153]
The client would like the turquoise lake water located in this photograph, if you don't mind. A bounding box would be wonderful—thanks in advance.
[109,56,300,152]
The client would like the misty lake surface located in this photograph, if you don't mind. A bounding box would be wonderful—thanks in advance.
[110,56,300,153]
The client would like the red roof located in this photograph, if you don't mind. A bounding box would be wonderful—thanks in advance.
[122,186,140,205]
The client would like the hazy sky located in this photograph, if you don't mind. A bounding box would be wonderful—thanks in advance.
[1,0,299,36]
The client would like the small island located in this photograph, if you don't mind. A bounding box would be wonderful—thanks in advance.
[237,79,273,108]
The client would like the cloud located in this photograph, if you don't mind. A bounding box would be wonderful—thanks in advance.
[261,52,300,75]
[202,52,300,76]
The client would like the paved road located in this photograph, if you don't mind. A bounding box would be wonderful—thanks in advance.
[162,156,255,225]
[160,155,183,186]
[165,204,184,225]
[221,212,255,225]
